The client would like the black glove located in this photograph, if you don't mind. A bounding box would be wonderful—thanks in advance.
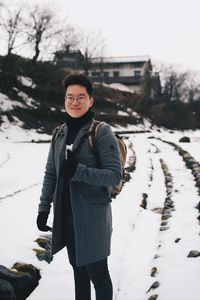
[60,149,78,179]
[37,212,51,231]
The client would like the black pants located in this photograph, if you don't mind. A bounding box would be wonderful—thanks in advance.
[64,215,113,300]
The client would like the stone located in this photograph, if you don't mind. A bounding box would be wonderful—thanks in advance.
[160,226,169,231]
[146,281,160,293]
[0,279,16,300]
[187,250,200,258]
[179,136,190,143]
[35,237,51,250]
[0,265,39,299]
[11,263,41,282]
[33,249,53,263]
[175,238,181,243]
[150,267,158,277]
[148,295,158,300]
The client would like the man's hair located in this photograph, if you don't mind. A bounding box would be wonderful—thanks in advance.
[63,73,93,97]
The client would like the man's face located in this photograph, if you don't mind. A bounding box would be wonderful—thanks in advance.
[65,84,94,118]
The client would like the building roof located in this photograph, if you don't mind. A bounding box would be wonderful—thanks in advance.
[91,55,150,64]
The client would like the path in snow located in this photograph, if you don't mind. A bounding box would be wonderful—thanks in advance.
[1,133,200,300]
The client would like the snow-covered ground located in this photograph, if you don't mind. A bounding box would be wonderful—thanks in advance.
[0,128,200,300]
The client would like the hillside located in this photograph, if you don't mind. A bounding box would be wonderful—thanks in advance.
[0,55,148,140]
[1,54,200,139]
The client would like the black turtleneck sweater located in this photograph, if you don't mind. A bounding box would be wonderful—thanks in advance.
[65,108,94,146]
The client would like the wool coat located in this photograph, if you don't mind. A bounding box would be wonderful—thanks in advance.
[38,119,122,267]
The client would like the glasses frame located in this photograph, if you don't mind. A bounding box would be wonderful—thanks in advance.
[64,94,89,104]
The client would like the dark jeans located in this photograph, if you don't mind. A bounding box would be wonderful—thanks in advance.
[64,215,113,300]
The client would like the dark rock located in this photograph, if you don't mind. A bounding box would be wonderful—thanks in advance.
[33,249,53,263]
[160,226,169,231]
[0,279,16,300]
[35,237,51,250]
[151,207,163,214]
[0,265,39,299]
[150,267,158,277]
[175,238,181,243]
[195,202,200,211]
[179,136,190,143]
[148,295,158,300]
[11,263,41,282]
[187,250,200,258]
[140,193,148,209]
[146,281,160,293]
[161,221,168,226]
[161,214,171,221]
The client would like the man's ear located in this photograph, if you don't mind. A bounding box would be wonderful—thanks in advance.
[89,97,94,107]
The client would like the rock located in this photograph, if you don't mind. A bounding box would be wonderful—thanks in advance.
[175,238,181,243]
[33,248,53,263]
[160,226,169,231]
[146,281,160,293]
[150,267,158,277]
[161,214,171,221]
[148,295,158,300]
[151,207,163,214]
[187,250,200,258]
[35,237,51,250]
[0,279,16,300]
[11,263,41,282]
[0,264,39,299]
[179,136,190,143]
[161,221,168,226]
[195,202,200,211]
[140,193,148,209]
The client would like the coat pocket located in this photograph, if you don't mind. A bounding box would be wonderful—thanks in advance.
[80,183,111,205]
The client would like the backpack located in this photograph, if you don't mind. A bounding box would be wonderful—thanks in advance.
[52,120,127,197]
[88,120,127,197]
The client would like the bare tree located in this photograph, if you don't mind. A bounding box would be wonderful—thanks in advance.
[0,3,23,55]
[76,28,106,75]
[23,5,62,62]
[159,66,187,102]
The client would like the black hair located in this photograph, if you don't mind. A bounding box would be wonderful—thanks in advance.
[63,72,93,97]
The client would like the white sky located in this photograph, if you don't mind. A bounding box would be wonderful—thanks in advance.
[1,0,200,72]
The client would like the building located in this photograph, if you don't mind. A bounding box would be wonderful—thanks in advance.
[54,49,152,93]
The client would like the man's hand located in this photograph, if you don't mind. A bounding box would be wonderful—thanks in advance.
[60,149,78,179]
[37,212,51,231]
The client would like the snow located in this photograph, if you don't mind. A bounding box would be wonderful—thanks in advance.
[17,91,38,108]
[0,92,25,111]
[0,115,51,142]
[107,83,134,93]
[0,127,200,300]
[17,76,36,89]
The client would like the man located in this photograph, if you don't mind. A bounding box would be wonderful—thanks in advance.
[36,73,122,300]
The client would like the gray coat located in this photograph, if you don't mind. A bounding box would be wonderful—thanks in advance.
[38,119,122,266]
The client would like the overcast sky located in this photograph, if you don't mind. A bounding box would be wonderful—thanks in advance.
[2,0,200,72]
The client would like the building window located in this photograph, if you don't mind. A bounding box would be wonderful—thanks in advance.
[91,71,100,77]
[113,71,119,77]
[103,72,109,77]
[134,70,141,77]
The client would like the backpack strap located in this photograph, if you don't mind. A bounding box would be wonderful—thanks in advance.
[88,120,103,168]
[52,123,65,153]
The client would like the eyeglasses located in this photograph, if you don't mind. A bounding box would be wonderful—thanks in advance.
[64,94,88,104]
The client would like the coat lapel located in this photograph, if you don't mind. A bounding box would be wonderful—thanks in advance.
[72,119,94,152]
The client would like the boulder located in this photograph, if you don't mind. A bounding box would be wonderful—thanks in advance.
[179,136,190,143]
[0,264,40,299]
[0,279,16,300]
[187,250,200,258]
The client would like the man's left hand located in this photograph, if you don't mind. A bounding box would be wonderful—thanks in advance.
[60,149,78,179]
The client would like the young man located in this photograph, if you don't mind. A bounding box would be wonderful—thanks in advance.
[36,73,122,300]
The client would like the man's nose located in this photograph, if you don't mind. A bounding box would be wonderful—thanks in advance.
[71,98,79,105]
